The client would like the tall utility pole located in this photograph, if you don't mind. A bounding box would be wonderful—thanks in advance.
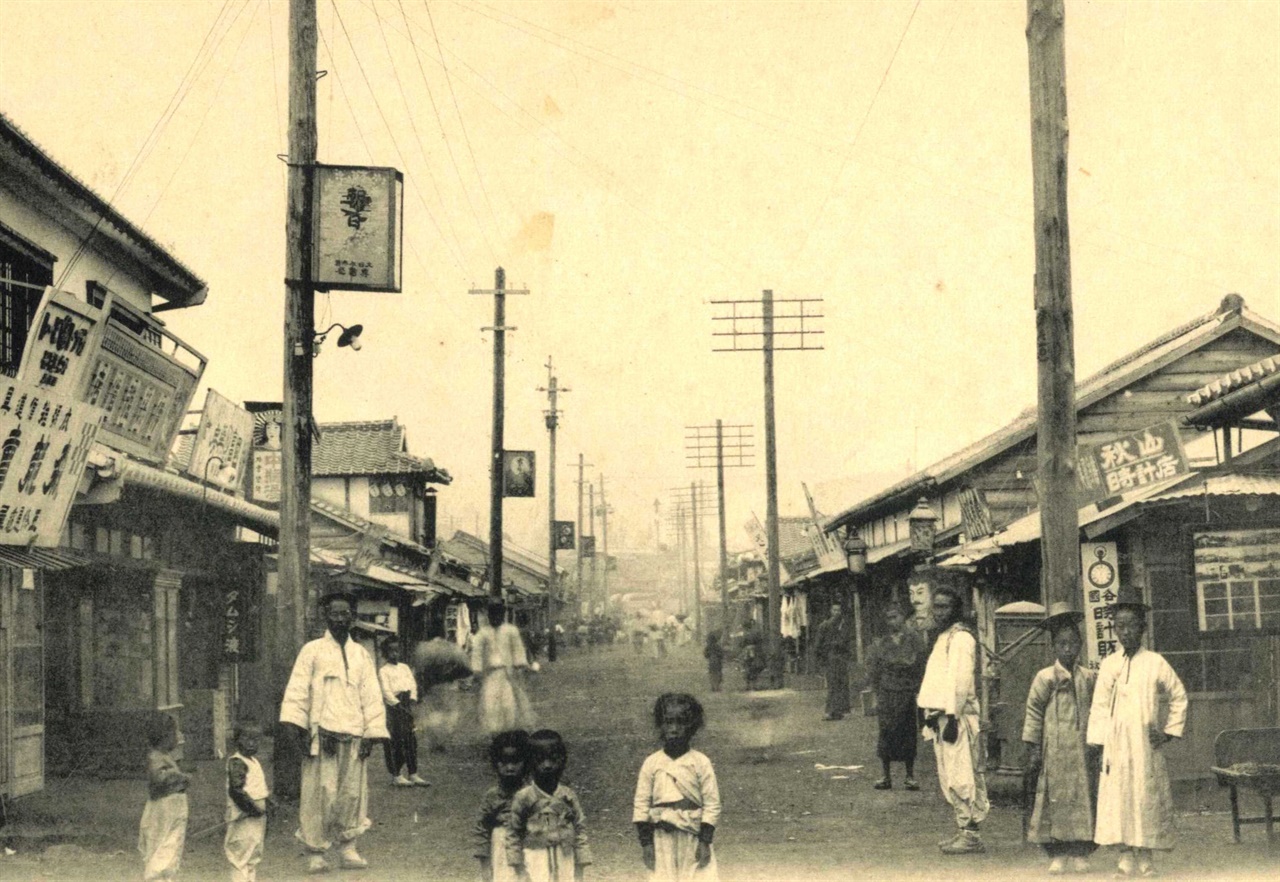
[539,359,568,612]
[685,421,753,636]
[1027,0,1079,610]
[470,269,529,599]
[574,454,593,612]
[588,482,597,611]
[676,503,688,614]
[276,0,318,802]
[712,290,822,688]
[599,475,610,614]
[689,482,703,638]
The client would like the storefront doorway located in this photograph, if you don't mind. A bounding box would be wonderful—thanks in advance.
[2,566,44,797]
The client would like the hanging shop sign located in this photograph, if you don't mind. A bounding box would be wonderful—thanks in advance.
[186,389,254,494]
[311,164,404,293]
[1192,529,1280,635]
[80,306,206,464]
[957,486,994,541]
[744,513,767,551]
[1080,542,1121,668]
[17,286,110,394]
[0,378,102,546]
[502,450,535,498]
[222,580,262,663]
[244,401,283,506]
[580,535,596,558]
[554,520,576,550]
[1076,420,1189,504]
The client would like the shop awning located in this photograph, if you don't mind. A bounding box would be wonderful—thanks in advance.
[784,559,849,589]
[0,545,91,571]
[116,457,280,535]
[869,538,912,565]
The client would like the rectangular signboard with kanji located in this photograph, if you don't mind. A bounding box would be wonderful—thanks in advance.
[1076,420,1189,504]
[1081,541,1121,668]
[311,164,404,292]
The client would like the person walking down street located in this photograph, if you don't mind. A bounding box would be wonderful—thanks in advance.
[865,602,925,789]
[703,631,725,693]
[279,591,388,874]
[814,600,853,721]
[507,730,593,882]
[472,599,536,736]
[1022,603,1099,875]
[1086,588,1188,878]
[917,586,989,855]
[379,637,428,787]
[739,621,765,691]
[224,722,271,882]
[138,713,190,882]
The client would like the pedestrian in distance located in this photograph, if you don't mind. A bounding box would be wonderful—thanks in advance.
[472,599,537,736]
[633,693,721,882]
[703,631,725,693]
[865,601,926,790]
[379,637,429,787]
[1086,588,1188,878]
[1022,603,1099,875]
[814,599,853,721]
[138,713,190,882]
[917,585,989,855]
[474,729,530,882]
[279,591,388,874]
[224,721,272,882]
[506,729,593,882]
[738,621,765,691]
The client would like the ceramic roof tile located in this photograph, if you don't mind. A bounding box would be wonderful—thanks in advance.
[312,419,450,482]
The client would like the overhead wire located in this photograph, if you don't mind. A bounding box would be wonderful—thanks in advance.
[265,0,287,189]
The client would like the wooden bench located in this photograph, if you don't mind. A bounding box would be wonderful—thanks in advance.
[1211,727,1280,843]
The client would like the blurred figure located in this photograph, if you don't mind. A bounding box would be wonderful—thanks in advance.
[813,600,852,721]
[471,600,535,736]
[703,631,725,693]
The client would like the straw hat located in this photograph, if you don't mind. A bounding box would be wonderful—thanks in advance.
[1110,583,1150,614]
[1038,601,1084,633]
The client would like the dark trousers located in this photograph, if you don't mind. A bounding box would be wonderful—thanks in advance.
[825,657,851,717]
[708,664,723,693]
[1043,841,1096,857]
[383,704,417,776]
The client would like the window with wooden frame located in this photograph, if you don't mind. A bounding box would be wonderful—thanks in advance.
[0,223,55,374]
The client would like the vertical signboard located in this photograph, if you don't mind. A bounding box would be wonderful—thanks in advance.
[311,165,404,292]
[1080,542,1121,669]
[186,389,254,494]
[502,450,536,498]
[0,378,102,546]
[244,402,283,506]
[554,520,576,550]
[17,287,109,393]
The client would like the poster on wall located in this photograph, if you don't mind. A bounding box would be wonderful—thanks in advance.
[1193,529,1280,634]
[17,286,110,394]
[0,378,102,546]
[1080,542,1121,668]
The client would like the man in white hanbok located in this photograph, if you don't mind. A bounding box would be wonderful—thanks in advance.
[917,586,988,855]
[1086,593,1187,878]
[471,599,535,735]
[280,593,388,874]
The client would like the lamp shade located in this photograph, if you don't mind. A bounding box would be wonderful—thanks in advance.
[843,528,867,575]
[908,497,939,554]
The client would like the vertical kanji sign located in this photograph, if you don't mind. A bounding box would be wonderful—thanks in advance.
[222,579,261,663]
[311,165,404,292]
[1080,541,1120,669]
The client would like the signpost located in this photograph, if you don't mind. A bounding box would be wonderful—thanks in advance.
[1080,541,1120,668]
[1076,421,1190,504]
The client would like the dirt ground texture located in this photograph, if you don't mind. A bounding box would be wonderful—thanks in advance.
[2,643,1277,881]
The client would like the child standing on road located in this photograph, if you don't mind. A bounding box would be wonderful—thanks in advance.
[224,721,271,882]
[138,713,190,881]
[474,729,529,882]
[506,729,593,882]
[380,637,429,787]
[633,693,721,882]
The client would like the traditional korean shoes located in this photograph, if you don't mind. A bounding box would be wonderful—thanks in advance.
[1115,851,1136,877]
[904,778,920,791]
[1048,856,1068,874]
[306,854,330,874]
[939,829,984,854]
[408,773,430,786]
[339,843,369,869]
[1069,856,1091,874]
[873,778,892,790]
[392,774,413,787]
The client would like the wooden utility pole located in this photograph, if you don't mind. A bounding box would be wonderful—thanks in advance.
[470,269,528,600]
[576,454,586,611]
[540,359,567,614]
[716,421,729,635]
[588,482,597,612]
[599,475,609,614]
[762,289,783,686]
[685,421,752,636]
[276,0,318,802]
[690,481,703,639]
[1027,0,1079,610]
[676,504,688,615]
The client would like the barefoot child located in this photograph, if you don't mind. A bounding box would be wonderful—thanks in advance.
[633,693,721,882]
[474,730,529,882]
[225,721,271,882]
[1022,604,1098,875]
[139,714,190,881]
[507,729,593,882]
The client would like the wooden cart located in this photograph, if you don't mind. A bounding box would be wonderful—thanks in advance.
[1211,727,1280,843]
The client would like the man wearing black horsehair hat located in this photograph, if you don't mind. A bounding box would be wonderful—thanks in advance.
[1085,585,1187,878]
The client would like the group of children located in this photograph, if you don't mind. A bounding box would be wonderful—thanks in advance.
[139,691,721,882]
[476,693,721,882]
[140,715,270,882]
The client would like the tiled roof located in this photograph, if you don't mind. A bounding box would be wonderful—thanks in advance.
[313,419,451,483]
[777,517,818,563]
[309,497,433,557]
[1186,354,1280,406]
[1148,473,1280,501]
[827,296,1280,531]
[0,113,206,306]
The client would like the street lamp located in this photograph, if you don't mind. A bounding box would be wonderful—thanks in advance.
[842,527,868,575]
[908,497,939,556]
[311,322,363,356]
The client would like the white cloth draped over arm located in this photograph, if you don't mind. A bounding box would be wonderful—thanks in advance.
[698,754,722,828]
[632,753,658,823]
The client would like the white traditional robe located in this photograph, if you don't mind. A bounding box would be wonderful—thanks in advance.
[1086,647,1187,850]
[471,622,535,734]
[633,748,722,882]
[918,622,989,828]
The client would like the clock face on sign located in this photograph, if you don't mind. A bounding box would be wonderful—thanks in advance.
[1088,558,1116,589]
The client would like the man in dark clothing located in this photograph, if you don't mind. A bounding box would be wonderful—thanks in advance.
[814,600,853,721]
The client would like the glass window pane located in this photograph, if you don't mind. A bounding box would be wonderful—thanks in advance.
[1201,582,1227,600]
[1204,614,1231,632]
[1152,609,1198,651]
[1204,598,1228,616]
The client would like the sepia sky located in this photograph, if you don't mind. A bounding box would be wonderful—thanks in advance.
[2,0,1277,560]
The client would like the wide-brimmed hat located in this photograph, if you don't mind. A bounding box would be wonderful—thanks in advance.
[1038,601,1084,632]
[1110,584,1150,614]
